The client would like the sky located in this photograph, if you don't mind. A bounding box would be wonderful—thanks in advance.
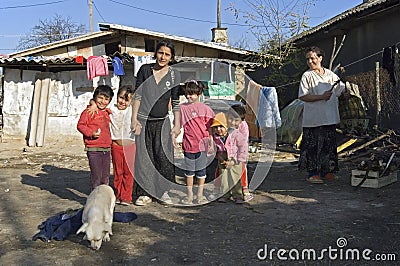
[0,0,363,55]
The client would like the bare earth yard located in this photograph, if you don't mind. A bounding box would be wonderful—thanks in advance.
[0,137,399,265]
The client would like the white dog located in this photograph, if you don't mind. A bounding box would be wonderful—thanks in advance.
[76,184,116,250]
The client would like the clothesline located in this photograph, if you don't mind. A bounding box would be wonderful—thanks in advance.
[274,46,393,89]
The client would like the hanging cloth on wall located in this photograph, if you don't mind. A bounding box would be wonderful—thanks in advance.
[75,56,84,64]
[112,57,125,76]
[133,54,155,76]
[87,55,109,80]
[256,86,282,128]
[244,81,262,139]
[210,61,232,84]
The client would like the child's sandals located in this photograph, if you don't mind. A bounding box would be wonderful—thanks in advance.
[181,196,194,205]
[195,195,207,205]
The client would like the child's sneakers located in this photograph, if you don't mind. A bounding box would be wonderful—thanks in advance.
[135,195,152,206]
[243,192,254,202]
[243,188,254,202]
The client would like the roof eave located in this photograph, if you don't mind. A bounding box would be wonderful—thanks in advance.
[9,31,113,57]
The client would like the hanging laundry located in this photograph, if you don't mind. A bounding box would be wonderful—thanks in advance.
[87,55,109,80]
[112,57,125,76]
[245,80,262,139]
[75,56,84,64]
[210,61,232,84]
[133,54,155,76]
[256,87,282,128]
[394,45,400,86]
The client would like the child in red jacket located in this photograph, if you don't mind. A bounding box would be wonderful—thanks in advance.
[77,85,114,191]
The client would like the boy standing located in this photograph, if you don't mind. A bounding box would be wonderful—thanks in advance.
[77,85,114,191]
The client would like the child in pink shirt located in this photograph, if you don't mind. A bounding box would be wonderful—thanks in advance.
[172,80,214,205]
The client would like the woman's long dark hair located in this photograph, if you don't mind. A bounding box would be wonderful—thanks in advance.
[154,39,176,63]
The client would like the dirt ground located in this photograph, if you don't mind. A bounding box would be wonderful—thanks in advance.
[0,137,399,265]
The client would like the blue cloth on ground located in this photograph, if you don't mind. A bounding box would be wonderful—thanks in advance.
[32,208,137,242]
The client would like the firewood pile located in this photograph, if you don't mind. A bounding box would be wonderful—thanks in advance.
[338,129,400,176]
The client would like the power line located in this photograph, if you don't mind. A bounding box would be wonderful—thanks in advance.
[93,1,106,22]
[107,0,250,27]
[0,0,68,10]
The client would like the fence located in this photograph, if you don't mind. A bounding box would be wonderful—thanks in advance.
[347,67,400,130]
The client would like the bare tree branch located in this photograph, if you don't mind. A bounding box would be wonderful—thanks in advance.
[17,14,87,51]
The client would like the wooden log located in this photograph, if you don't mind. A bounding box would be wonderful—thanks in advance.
[338,130,393,158]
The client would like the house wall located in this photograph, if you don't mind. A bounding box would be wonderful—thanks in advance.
[298,6,400,76]
[2,68,128,142]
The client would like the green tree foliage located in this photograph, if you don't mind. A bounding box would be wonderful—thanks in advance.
[17,14,86,50]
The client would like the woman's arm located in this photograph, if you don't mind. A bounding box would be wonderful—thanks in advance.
[299,92,332,102]
[131,99,142,135]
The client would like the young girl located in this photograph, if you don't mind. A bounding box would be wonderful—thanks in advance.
[211,112,248,204]
[109,86,136,206]
[227,104,253,202]
[172,80,214,205]
[88,86,136,206]
[77,85,114,191]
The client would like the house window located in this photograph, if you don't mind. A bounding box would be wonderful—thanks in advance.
[105,42,120,55]
[145,39,156,52]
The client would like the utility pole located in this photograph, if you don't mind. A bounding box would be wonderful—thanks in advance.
[217,0,221,28]
[211,0,228,43]
[89,0,94,32]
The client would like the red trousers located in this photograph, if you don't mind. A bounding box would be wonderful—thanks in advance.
[111,142,136,202]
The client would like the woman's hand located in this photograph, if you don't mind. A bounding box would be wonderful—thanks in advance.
[171,126,181,149]
[171,126,181,138]
[131,119,142,136]
[321,90,333,101]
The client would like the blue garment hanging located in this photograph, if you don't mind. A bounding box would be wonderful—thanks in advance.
[112,57,125,76]
[256,86,282,128]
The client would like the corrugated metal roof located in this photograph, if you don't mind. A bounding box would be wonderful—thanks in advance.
[98,23,252,55]
[290,0,394,42]
[7,23,254,59]
[0,55,261,69]
[0,56,77,65]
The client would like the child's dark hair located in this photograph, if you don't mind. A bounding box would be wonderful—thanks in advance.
[154,39,175,62]
[118,85,134,101]
[93,85,114,99]
[228,104,246,121]
[183,80,207,96]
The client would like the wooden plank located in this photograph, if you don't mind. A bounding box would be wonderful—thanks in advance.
[351,170,398,188]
